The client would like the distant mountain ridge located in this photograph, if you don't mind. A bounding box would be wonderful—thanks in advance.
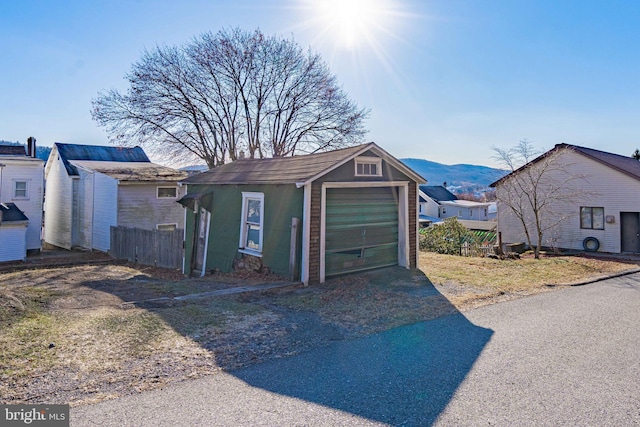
[400,158,506,194]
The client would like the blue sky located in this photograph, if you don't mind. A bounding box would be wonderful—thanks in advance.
[1,0,639,167]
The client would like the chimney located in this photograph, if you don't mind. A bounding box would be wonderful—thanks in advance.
[27,136,36,158]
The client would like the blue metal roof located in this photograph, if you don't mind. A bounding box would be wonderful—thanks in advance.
[54,143,150,176]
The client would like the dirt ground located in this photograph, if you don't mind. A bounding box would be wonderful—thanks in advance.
[1,251,637,407]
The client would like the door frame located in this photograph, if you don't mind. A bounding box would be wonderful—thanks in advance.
[319,181,409,283]
[191,206,211,277]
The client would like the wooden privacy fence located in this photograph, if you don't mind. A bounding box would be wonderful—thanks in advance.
[110,226,183,269]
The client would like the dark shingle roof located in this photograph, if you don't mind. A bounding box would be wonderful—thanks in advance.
[419,185,458,202]
[0,202,28,222]
[490,144,640,187]
[184,144,368,185]
[571,144,640,180]
[54,143,150,175]
[0,145,27,155]
[184,143,426,185]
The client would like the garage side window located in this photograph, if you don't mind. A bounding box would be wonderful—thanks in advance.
[580,207,604,230]
[239,192,264,255]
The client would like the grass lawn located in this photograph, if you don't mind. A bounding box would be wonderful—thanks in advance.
[420,251,637,290]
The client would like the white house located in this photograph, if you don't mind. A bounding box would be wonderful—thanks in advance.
[491,143,640,253]
[0,143,44,260]
[0,203,29,262]
[419,185,493,223]
[44,143,188,252]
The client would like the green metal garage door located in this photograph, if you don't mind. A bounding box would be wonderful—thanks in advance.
[325,187,399,277]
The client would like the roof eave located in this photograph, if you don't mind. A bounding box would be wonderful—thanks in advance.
[300,142,427,186]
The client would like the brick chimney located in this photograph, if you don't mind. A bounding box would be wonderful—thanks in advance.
[27,136,36,158]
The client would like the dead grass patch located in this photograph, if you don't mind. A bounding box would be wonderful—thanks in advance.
[420,251,637,291]
[419,251,640,309]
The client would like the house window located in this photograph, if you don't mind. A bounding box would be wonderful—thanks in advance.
[239,192,264,255]
[354,157,382,177]
[580,207,604,230]
[13,180,28,199]
[157,223,177,231]
[157,187,177,198]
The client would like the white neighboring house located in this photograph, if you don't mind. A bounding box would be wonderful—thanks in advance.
[491,143,640,253]
[0,144,44,261]
[44,143,188,252]
[419,185,493,225]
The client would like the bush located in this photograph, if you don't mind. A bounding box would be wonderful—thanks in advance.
[419,218,476,255]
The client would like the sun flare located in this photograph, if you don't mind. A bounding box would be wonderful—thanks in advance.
[292,0,418,104]
[304,0,399,51]
[315,0,386,49]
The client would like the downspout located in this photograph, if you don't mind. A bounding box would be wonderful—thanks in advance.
[301,183,311,285]
[90,170,95,250]
[0,163,4,202]
[181,184,187,275]
[200,210,211,277]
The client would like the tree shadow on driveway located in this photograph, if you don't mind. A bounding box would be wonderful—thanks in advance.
[73,265,493,425]
[232,278,494,426]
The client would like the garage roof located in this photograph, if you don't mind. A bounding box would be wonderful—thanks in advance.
[183,142,425,187]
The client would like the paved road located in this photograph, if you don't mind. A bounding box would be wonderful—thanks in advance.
[71,274,640,426]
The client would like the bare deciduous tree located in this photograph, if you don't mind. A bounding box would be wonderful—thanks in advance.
[492,139,592,259]
[92,28,369,168]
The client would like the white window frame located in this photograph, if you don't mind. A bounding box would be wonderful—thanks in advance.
[12,180,29,200]
[354,157,383,177]
[239,192,264,256]
[157,186,178,199]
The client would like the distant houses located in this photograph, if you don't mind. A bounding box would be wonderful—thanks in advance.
[0,140,44,262]
[43,143,188,252]
[418,185,496,230]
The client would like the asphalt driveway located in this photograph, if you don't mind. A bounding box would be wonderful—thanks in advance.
[71,273,640,426]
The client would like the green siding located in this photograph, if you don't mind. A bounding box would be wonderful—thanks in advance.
[183,183,303,277]
[325,187,399,277]
[320,150,413,183]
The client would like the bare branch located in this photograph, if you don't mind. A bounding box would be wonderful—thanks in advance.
[92,28,369,167]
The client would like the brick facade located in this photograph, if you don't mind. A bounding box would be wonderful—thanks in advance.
[408,181,417,268]
[308,182,322,284]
